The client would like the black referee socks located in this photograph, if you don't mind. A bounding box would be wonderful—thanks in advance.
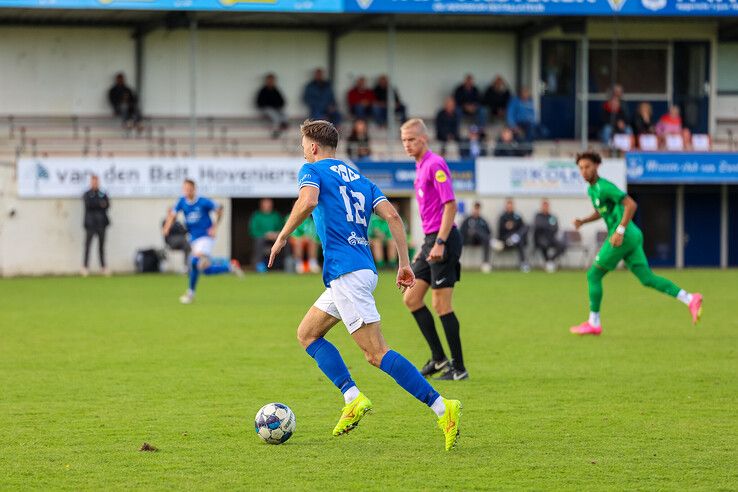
[440,312,464,372]
[412,306,446,362]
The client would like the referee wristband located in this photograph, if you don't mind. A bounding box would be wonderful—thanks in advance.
[616,225,626,235]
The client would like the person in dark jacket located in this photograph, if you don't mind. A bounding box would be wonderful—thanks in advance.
[533,199,566,273]
[460,202,492,273]
[82,175,110,276]
[453,74,488,128]
[302,68,341,125]
[496,198,530,272]
[163,218,191,271]
[483,75,511,122]
[108,72,142,130]
[493,127,530,157]
[256,73,288,138]
[435,97,461,157]
[347,119,372,161]
[373,75,407,125]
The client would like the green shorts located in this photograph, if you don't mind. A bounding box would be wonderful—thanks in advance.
[594,229,649,272]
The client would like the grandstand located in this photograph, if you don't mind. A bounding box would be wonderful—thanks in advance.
[0,4,737,276]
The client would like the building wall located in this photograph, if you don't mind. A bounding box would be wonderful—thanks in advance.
[0,27,135,115]
[0,27,515,120]
[141,29,329,118]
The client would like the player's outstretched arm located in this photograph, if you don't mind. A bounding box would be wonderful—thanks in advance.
[374,200,415,293]
[268,186,319,268]
[209,205,224,237]
[573,210,601,230]
[162,209,177,236]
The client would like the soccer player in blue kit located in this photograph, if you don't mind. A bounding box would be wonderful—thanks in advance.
[162,179,242,304]
[268,120,462,451]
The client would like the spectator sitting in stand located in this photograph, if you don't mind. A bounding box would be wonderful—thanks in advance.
[632,101,656,139]
[303,68,341,125]
[460,201,492,273]
[347,119,372,161]
[494,198,530,272]
[493,127,529,157]
[347,76,376,121]
[373,75,407,126]
[435,96,461,157]
[533,198,566,273]
[460,125,487,159]
[507,86,540,143]
[162,217,191,272]
[454,74,488,128]
[656,105,691,149]
[256,73,288,139]
[289,216,321,274]
[108,72,142,131]
[249,198,284,272]
[601,92,632,145]
[483,75,511,122]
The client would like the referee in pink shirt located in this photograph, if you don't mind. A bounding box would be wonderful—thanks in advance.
[401,118,467,381]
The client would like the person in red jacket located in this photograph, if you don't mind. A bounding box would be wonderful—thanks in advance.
[347,76,376,121]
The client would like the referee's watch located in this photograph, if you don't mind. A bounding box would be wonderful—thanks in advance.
[435,237,446,246]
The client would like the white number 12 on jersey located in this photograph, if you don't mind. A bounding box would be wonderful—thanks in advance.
[339,186,367,226]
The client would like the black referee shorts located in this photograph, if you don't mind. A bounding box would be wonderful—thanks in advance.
[412,227,462,289]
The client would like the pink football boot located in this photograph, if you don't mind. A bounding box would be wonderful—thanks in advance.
[688,293,703,325]
[569,321,602,336]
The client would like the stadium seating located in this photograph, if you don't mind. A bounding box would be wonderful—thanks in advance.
[2,114,733,164]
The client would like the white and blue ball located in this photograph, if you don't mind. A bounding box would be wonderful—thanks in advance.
[254,403,296,444]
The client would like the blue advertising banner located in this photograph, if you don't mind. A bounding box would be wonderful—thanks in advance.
[357,160,475,193]
[345,0,738,15]
[626,152,738,184]
[1,0,736,13]
[0,0,343,12]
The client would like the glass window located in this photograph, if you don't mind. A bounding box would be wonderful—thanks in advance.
[589,44,667,95]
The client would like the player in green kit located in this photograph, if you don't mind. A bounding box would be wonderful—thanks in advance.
[570,152,703,335]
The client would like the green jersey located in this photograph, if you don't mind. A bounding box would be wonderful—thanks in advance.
[587,177,640,237]
[249,211,283,238]
[368,213,392,240]
[291,217,319,240]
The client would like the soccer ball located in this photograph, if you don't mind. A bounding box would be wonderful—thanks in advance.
[254,403,296,444]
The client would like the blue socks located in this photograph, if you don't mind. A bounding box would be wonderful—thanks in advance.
[203,258,231,275]
[188,256,200,292]
[380,350,440,407]
[306,338,356,394]
[189,257,232,293]
[305,340,441,409]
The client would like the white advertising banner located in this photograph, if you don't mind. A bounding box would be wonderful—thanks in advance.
[476,157,626,196]
[17,157,303,198]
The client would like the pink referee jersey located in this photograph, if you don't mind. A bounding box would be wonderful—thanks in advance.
[414,150,456,235]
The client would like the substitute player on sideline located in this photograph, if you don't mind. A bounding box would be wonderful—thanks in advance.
[400,119,467,381]
[570,152,703,335]
[162,179,242,304]
[268,120,462,451]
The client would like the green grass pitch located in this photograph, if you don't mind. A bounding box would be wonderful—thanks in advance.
[1,270,736,490]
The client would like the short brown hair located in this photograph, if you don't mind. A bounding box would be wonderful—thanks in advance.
[575,151,602,165]
[301,119,339,149]
[183,179,196,187]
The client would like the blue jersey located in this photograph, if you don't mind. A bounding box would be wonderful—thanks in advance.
[173,196,220,241]
[298,158,387,287]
